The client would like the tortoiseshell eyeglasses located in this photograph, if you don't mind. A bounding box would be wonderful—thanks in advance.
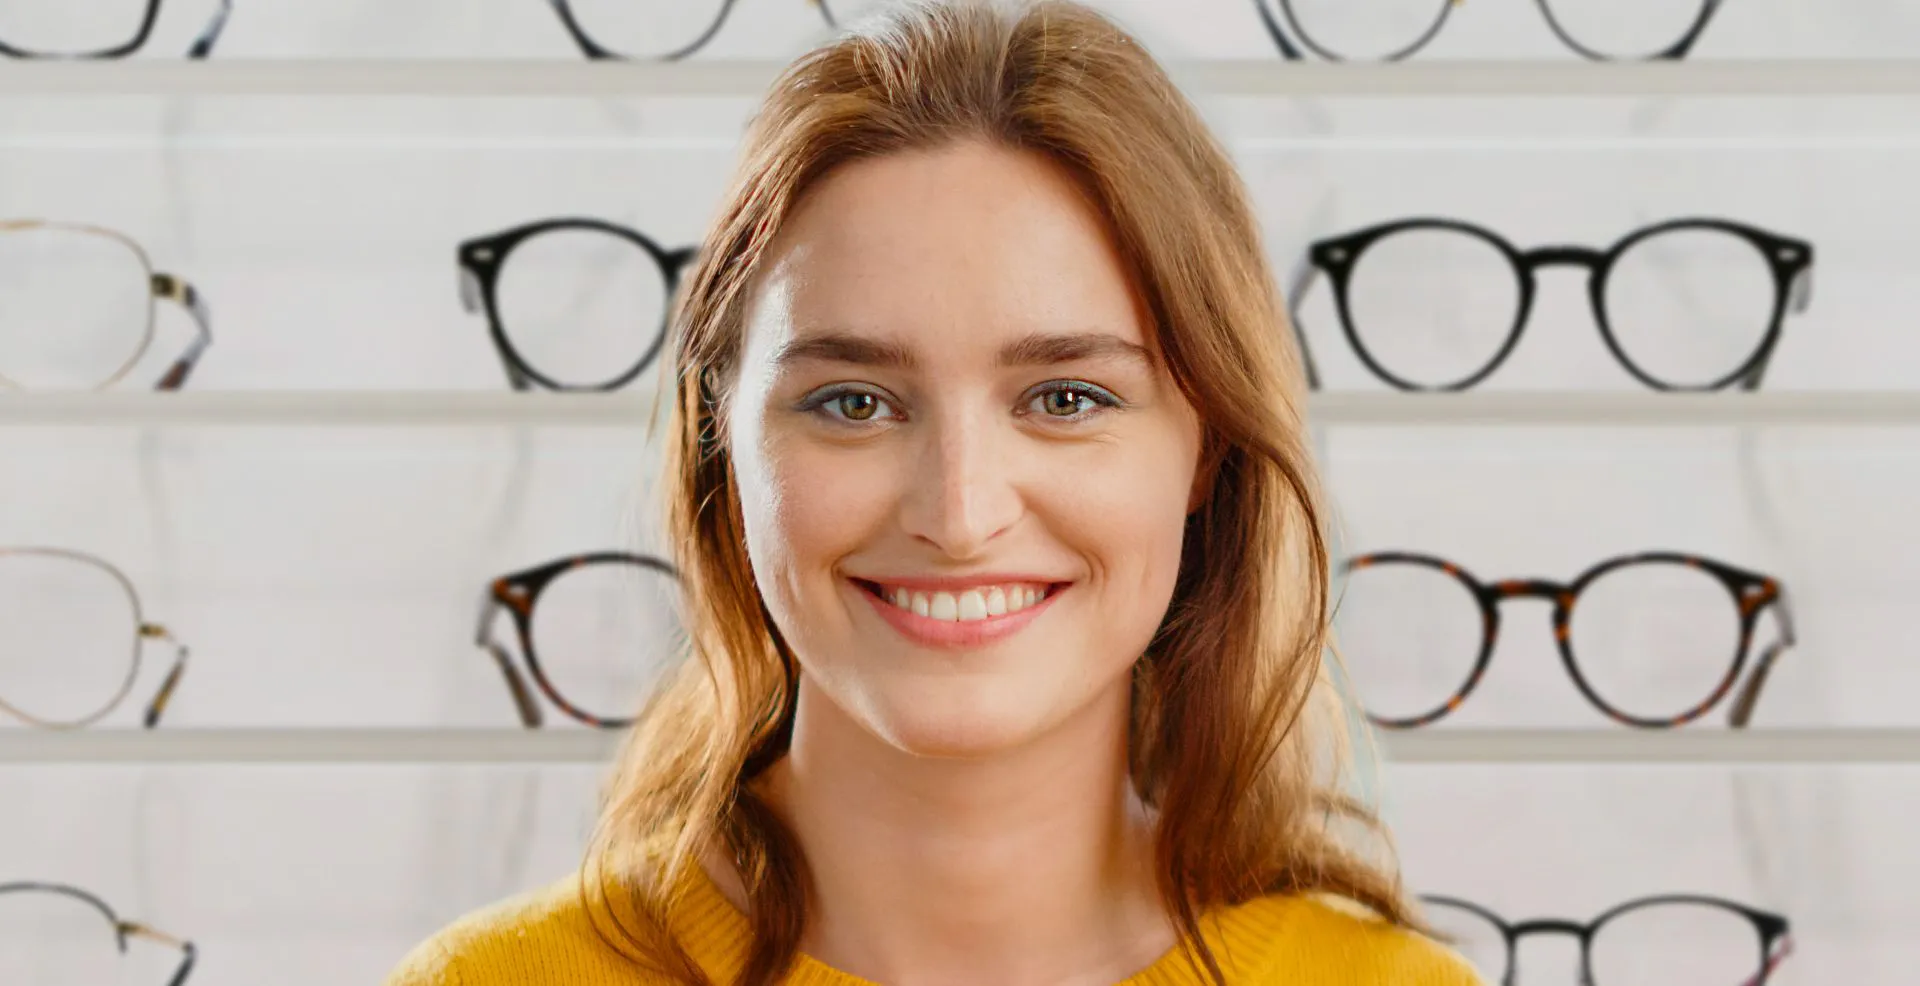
[546,0,881,61]
[0,881,196,985]
[0,547,190,730]
[476,552,683,729]
[0,0,230,59]
[1423,893,1792,986]
[0,220,213,392]
[458,218,695,392]
[1336,552,1795,729]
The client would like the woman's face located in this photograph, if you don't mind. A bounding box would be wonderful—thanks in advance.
[728,141,1204,759]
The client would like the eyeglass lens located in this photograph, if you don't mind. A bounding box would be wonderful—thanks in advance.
[0,889,125,984]
[525,560,682,724]
[1340,225,1521,389]
[1266,0,1450,61]
[1336,558,1746,724]
[0,224,153,390]
[0,0,150,57]
[1539,0,1714,60]
[492,227,668,389]
[0,552,140,727]
[1588,900,1767,986]
[1421,900,1510,984]
[555,0,733,60]
[1600,225,1779,388]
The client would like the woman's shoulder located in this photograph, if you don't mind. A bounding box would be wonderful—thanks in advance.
[383,876,674,986]
[1217,892,1485,985]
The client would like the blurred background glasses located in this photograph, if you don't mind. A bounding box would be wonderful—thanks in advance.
[476,552,683,729]
[546,0,886,61]
[1288,217,1813,392]
[459,218,695,392]
[0,0,231,58]
[0,548,190,730]
[1335,551,1795,729]
[1423,894,1792,986]
[0,882,195,985]
[1253,0,1726,62]
[0,220,213,391]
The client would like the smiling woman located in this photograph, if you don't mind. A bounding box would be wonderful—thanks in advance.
[387,2,1480,985]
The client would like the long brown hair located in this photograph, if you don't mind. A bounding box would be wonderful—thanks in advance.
[587,2,1413,983]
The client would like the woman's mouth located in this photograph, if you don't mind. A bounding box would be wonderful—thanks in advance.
[849,577,1067,648]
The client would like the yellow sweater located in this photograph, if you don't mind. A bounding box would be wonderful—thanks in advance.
[386,868,1482,986]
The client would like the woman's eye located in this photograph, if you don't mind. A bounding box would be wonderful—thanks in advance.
[801,386,900,424]
[1024,381,1122,421]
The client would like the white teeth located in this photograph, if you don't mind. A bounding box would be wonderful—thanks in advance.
[877,582,1053,622]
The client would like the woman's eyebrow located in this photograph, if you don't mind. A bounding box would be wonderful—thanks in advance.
[771,333,918,372]
[996,332,1154,370]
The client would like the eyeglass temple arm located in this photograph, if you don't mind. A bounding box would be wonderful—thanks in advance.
[186,0,233,58]
[120,922,198,986]
[458,267,534,391]
[139,624,191,729]
[1742,266,1814,392]
[1249,0,1304,60]
[1730,584,1797,728]
[152,273,213,391]
[1284,254,1323,390]
[476,589,543,728]
[1737,932,1795,986]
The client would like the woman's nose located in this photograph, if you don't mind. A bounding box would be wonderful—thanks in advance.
[897,413,1023,560]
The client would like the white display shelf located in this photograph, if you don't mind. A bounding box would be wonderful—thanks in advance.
[4,59,1920,99]
[2,728,1917,765]
[5,391,1920,428]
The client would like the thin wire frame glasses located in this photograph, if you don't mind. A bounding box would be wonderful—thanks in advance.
[1336,551,1796,729]
[476,552,683,729]
[0,547,191,730]
[1422,894,1792,986]
[1288,217,1814,392]
[458,218,696,392]
[1253,0,1726,63]
[545,0,877,61]
[0,0,231,59]
[0,220,214,391]
[0,881,197,985]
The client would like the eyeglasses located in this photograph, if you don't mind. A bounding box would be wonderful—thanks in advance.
[1423,894,1792,986]
[1336,551,1794,729]
[1288,218,1813,392]
[1252,0,1726,62]
[476,552,683,729]
[0,547,190,730]
[546,0,883,61]
[0,881,196,985]
[0,220,214,391]
[0,0,230,59]
[459,218,695,392]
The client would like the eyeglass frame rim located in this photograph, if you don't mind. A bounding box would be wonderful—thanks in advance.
[1297,216,1814,393]
[0,219,214,393]
[1340,549,1792,729]
[1418,891,1791,986]
[0,880,198,986]
[476,550,680,730]
[457,217,696,393]
[1252,0,1725,63]
[545,0,843,62]
[0,0,231,60]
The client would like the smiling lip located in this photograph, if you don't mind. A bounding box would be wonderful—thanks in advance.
[849,577,1067,650]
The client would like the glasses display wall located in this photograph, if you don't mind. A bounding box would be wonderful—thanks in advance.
[2,1,1917,984]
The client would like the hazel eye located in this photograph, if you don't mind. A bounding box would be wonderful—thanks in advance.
[1040,387,1094,416]
[1022,380,1123,422]
[837,392,882,421]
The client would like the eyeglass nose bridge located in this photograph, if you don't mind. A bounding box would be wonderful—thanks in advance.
[1490,578,1572,603]
[1520,245,1606,270]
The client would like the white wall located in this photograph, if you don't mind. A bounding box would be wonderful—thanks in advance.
[2,1,1917,983]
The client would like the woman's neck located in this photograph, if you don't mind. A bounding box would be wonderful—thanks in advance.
[723,673,1175,986]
